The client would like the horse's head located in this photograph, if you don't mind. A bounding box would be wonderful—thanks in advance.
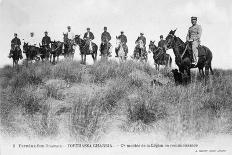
[23,42,29,53]
[74,35,81,45]
[165,29,177,49]
[148,40,157,53]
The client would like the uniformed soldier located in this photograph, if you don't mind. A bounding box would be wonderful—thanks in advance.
[135,33,146,46]
[100,27,112,56]
[42,31,51,48]
[9,33,22,58]
[28,32,37,46]
[83,28,94,53]
[101,27,111,43]
[66,26,75,40]
[134,33,146,58]
[158,35,166,51]
[186,16,202,66]
[116,31,128,57]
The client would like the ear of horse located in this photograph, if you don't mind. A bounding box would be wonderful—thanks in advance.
[173,28,177,34]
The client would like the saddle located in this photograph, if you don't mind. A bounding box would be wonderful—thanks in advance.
[186,43,207,60]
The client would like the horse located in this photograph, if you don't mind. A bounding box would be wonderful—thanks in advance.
[63,33,75,59]
[50,41,63,64]
[74,35,98,64]
[115,36,128,62]
[148,41,172,70]
[9,44,23,68]
[23,43,41,62]
[39,44,50,61]
[99,40,111,60]
[132,40,148,62]
[165,29,213,83]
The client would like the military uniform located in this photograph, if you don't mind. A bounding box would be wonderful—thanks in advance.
[135,36,146,45]
[158,40,166,49]
[134,35,146,58]
[101,31,111,43]
[28,36,37,46]
[118,34,127,44]
[9,37,22,58]
[186,23,202,65]
[84,31,94,52]
[42,36,51,47]
[84,31,94,40]
[116,33,128,57]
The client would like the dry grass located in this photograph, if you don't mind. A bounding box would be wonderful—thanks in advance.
[0,59,232,142]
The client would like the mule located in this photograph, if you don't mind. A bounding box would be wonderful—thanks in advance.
[132,40,148,62]
[39,44,50,61]
[148,41,172,70]
[63,33,75,59]
[99,41,111,60]
[50,41,63,64]
[115,36,128,62]
[9,44,23,68]
[74,35,98,64]
[23,43,41,62]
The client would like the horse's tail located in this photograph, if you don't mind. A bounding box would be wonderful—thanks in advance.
[169,55,172,68]
[209,61,213,75]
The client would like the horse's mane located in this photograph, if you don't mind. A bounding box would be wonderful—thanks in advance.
[174,36,185,50]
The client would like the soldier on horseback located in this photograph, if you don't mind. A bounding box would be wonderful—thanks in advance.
[42,31,51,49]
[83,28,94,54]
[133,33,146,59]
[115,31,128,57]
[64,26,75,56]
[41,31,51,60]
[157,35,166,60]
[9,33,23,59]
[100,26,112,56]
[186,16,202,67]
[28,32,37,46]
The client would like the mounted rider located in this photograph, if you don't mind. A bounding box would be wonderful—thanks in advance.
[100,26,112,56]
[134,33,146,58]
[158,35,166,52]
[9,33,23,59]
[115,31,128,57]
[42,31,51,48]
[28,32,37,46]
[186,16,202,67]
[157,35,166,60]
[65,26,75,49]
[83,28,94,53]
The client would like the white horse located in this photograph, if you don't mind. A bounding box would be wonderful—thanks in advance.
[116,37,126,62]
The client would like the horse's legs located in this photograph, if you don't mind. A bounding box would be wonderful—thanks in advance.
[84,54,87,65]
[81,54,83,64]
[209,62,214,75]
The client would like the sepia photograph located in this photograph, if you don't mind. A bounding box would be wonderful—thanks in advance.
[0,0,232,154]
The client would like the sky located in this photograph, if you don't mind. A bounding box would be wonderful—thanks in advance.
[0,0,232,69]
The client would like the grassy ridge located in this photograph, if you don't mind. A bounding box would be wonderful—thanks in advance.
[0,60,231,141]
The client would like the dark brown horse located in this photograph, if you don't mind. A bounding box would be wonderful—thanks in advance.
[165,29,213,83]
[74,35,98,64]
[39,44,50,61]
[50,41,63,64]
[9,44,23,67]
[148,41,172,70]
[63,33,75,59]
[23,43,41,62]
[99,41,111,60]
[132,40,148,62]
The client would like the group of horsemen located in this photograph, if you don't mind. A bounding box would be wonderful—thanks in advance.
[9,16,202,67]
